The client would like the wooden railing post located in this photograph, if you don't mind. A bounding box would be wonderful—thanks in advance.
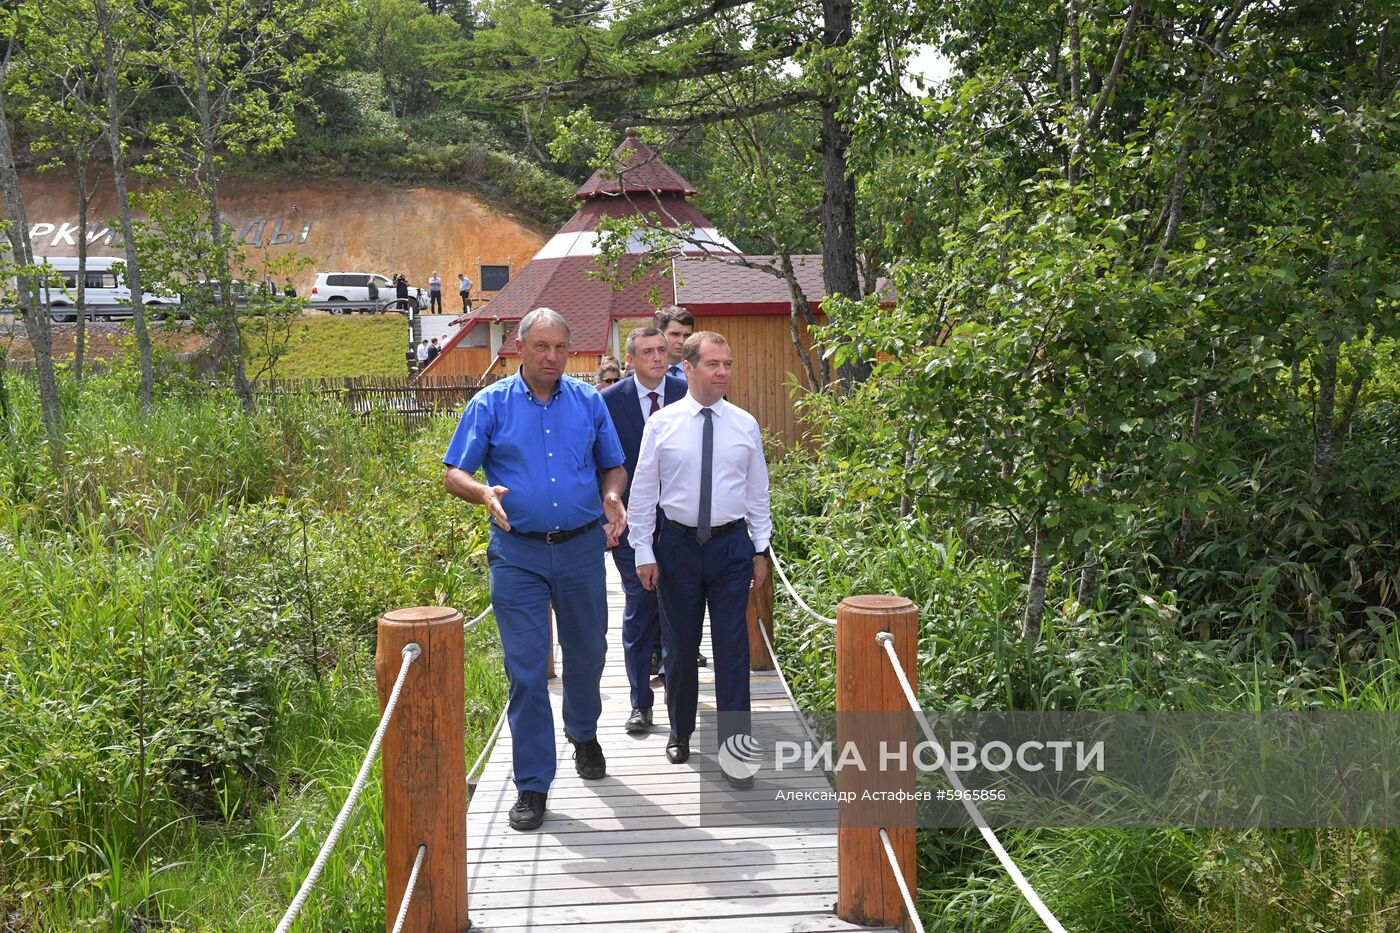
[835,595,919,930]
[376,607,470,933]
[746,566,775,671]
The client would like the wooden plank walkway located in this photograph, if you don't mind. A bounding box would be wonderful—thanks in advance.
[465,558,895,932]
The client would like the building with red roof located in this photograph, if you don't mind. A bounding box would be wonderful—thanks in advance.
[421,130,875,444]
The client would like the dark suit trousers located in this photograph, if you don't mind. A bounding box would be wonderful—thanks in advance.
[655,521,754,745]
[611,539,663,710]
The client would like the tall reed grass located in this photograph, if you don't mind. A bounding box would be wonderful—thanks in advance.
[0,371,505,930]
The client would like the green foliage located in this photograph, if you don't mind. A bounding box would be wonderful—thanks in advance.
[0,371,502,928]
[256,316,411,379]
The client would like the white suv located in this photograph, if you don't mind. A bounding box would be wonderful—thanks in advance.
[310,272,424,312]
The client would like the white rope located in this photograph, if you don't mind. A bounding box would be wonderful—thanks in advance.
[756,616,826,754]
[467,706,509,786]
[770,548,837,626]
[274,643,421,933]
[464,604,493,630]
[389,844,428,933]
[879,827,927,933]
[875,634,1068,933]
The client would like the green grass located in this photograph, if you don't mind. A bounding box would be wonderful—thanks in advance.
[262,316,411,380]
[0,371,504,930]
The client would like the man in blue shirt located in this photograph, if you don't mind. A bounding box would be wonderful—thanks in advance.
[443,308,629,831]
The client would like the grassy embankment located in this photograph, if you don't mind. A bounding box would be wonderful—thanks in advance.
[0,368,502,930]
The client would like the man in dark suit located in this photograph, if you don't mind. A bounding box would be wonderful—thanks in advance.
[600,326,686,733]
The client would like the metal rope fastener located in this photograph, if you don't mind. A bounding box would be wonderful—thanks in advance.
[274,642,422,933]
[879,827,927,933]
[770,548,838,626]
[389,844,428,933]
[875,633,1068,933]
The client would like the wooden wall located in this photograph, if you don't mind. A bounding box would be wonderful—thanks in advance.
[693,313,821,448]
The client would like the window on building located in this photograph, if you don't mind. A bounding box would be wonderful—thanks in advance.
[480,265,510,292]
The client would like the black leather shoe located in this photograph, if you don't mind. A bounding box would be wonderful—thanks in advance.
[570,735,607,780]
[666,736,690,764]
[508,790,546,831]
[625,707,652,734]
[650,646,662,676]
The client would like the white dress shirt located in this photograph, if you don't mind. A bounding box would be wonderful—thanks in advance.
[628,394,772,566]
[633,373,665,423]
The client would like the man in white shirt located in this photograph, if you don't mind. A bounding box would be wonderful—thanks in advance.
[653,306,694,383]
[416,338,430,367]
[630,332,771,785]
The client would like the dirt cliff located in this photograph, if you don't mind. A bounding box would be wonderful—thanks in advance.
[17,171,551,298]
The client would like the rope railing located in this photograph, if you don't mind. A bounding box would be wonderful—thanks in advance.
[274,642,421,933]
[467,706,509,789]
[389,844,428,933]
[875,633,1068,933]
[879,828,927,933]
[770,547,838,626]
[755,616,825,754]
[464,604,493,630]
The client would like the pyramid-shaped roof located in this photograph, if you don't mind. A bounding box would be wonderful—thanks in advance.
[572,128,700,201]
[426,132,736,369]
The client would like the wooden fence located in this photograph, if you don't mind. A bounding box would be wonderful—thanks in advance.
[254,375,494,430]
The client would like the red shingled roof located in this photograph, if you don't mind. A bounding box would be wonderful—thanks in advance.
[573,129,699,201]
[674,255,827,313]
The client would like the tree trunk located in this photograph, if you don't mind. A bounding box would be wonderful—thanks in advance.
[197,82,254,410]
[75,150,90,383]
[818,0,867,387]
[1021,520,1054,640]
[0,90,63,462]
[100,21,154,409]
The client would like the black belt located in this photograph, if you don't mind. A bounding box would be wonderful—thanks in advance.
[665,517,744,541]
[512,518,600,545]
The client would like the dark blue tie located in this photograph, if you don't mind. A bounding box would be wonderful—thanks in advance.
[697,408,713,544]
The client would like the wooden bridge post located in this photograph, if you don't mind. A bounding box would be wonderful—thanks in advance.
[376,607,470,933]
[746,567,775,671]
[835,595,919,930]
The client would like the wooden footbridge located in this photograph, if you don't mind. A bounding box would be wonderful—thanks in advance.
[460,560,897,932]
[277,547,1066,933]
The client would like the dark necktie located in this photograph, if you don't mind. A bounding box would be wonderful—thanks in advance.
[697,408,713,544]
[670,364,681,378]
[647,391,660,416]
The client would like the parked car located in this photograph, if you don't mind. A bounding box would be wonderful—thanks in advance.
[37,256,180,322]
[310,272,425,312]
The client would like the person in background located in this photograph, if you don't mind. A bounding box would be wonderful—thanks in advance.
[442,307,628,831]
[283,281,297,299]
[653,306,694,383]
[260,277,277,296]
[599,326,685,734]
[596,357,622,388]
[367,275,379,310]
[394,273,410,313]
[416,338,430,369]
[427,337,441,363]
[429,271,444,315]
[458,272,473,313]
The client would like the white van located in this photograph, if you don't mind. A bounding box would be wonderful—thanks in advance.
[38,256,180,322]
[310,272,425,312]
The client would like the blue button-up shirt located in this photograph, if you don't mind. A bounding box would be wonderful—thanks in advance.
[443,372,626,534]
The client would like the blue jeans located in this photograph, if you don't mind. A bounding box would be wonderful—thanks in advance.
[487,523,608,793]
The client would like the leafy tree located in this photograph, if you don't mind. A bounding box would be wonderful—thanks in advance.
[143,0,339,407]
